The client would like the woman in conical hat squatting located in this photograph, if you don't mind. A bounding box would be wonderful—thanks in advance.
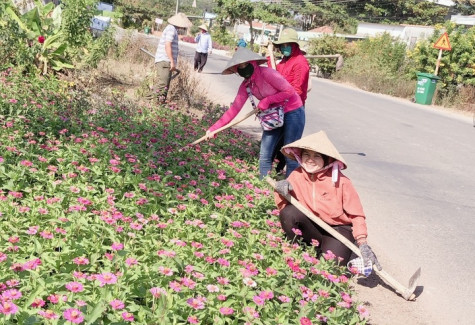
[206,48,305,179]
[273,131,382,269]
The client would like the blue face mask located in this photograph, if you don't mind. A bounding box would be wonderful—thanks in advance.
[280,45,292,57]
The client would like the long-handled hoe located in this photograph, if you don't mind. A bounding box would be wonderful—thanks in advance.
[180,108,259,150]
[266,177,421,301]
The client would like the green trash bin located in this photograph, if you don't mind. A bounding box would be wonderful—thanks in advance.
[415,72,440,105]
[144,27,150,34]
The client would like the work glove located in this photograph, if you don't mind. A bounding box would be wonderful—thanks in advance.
[359,243,382,271]
[275,180,293,197]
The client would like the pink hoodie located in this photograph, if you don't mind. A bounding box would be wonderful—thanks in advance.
[208,61,303,132]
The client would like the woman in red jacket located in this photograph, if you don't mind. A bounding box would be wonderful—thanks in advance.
[273,131,381,269]
[269,28,310,175]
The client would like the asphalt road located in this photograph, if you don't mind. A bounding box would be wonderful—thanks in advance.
[177,42,475,324]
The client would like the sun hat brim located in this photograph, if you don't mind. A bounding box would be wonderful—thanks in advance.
[198,24,208,32]
[222,48,267,75]
[168,12,192,28]
[281,131,347,169]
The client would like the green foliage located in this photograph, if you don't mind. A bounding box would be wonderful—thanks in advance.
[1,0,114,75]
[406,22,475,103]
[332,34,414,98]
[211,26,236,48]
[355,33,407,75]
[307,35,351,76]
[60,0,96,48]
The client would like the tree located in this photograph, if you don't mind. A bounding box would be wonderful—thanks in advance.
[347,0,449,25]
[213,0,259,46]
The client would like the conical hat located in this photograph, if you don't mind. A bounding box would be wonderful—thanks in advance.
[281,131,347,169]
[222,48,267,75]
[198,24,208,32]
[168,12,192,28]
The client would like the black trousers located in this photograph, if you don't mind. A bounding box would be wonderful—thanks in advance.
[279,204,354,265]
[194,51,208,72]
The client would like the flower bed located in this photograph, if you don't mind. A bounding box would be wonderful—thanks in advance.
[0,69,368,324]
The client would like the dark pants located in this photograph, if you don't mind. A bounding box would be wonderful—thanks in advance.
[279,204,354,265]
[272,137,286,174]
[194,52,208,72]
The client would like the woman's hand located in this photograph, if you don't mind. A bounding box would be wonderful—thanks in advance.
[275,180,293,197]
[359,243,382,270]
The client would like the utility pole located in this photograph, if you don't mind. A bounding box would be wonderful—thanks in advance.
[175,0,179,14]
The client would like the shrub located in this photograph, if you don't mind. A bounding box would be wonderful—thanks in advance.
[307,35,350,77]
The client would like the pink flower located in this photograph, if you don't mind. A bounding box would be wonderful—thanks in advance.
[292,228,302,236]
[300,317,313,325]
[252,295,265,306]
[259,290,274,300]
[150,287,166,298]
[65,282,84,293]
[73,256,89,265]
[206,285,219,293]
[97,272,117,286]
[357,305,370,319]
[219,307,234,315]
[31,298,46,308]
[188,315,199,324]
[38,35,45,43]
[111,242,123,250]
[158,266,173,276]
[186,296,206,310]
[121,311,134,321]
[0,301,18,315]
[38,309,59,319]
[110,299,125,310]
[63,308,84,323]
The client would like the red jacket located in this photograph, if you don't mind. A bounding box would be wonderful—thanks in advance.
[268,44,310,105]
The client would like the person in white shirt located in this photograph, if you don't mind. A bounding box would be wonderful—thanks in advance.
[154,12,191,102]
[194,24,213,73]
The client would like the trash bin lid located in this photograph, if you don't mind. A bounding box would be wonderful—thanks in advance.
[416,72,440,80]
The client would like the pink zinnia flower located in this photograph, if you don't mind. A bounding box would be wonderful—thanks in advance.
[0,301,18,315]
[219,307,234,315]
[300,317,313,325]
[31,297,46,308]
[292,228,302,236]
[111,242,123,251]
[357,305,370,319]
[63,308,84,323]
[252,295,265,306]
[65,282,84,293]
[38,309,59,319]
[122,311,134,321]
[149,287,166,298]
[73,256,89,265]
[206,285,219,293]
[97,272,117,286]
[188,315,199,324]
[110,299,125,310]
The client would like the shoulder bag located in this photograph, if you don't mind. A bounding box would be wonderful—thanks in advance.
[246,86,285,131]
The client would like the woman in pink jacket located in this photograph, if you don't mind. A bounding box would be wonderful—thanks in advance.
[207,48,305,179]
[274,131,381,269]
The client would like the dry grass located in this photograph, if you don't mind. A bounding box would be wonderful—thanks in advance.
[62,29,209,113]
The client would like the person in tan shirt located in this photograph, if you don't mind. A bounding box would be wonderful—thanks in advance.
[274,131,381,268]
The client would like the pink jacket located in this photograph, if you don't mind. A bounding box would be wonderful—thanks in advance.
[274,166,368,239]
[208,62,302,132]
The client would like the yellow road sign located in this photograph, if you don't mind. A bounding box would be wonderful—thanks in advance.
[433,32,451,51]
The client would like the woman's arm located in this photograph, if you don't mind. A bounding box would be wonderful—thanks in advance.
[257,68,296,109]
[207,82,248,132]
